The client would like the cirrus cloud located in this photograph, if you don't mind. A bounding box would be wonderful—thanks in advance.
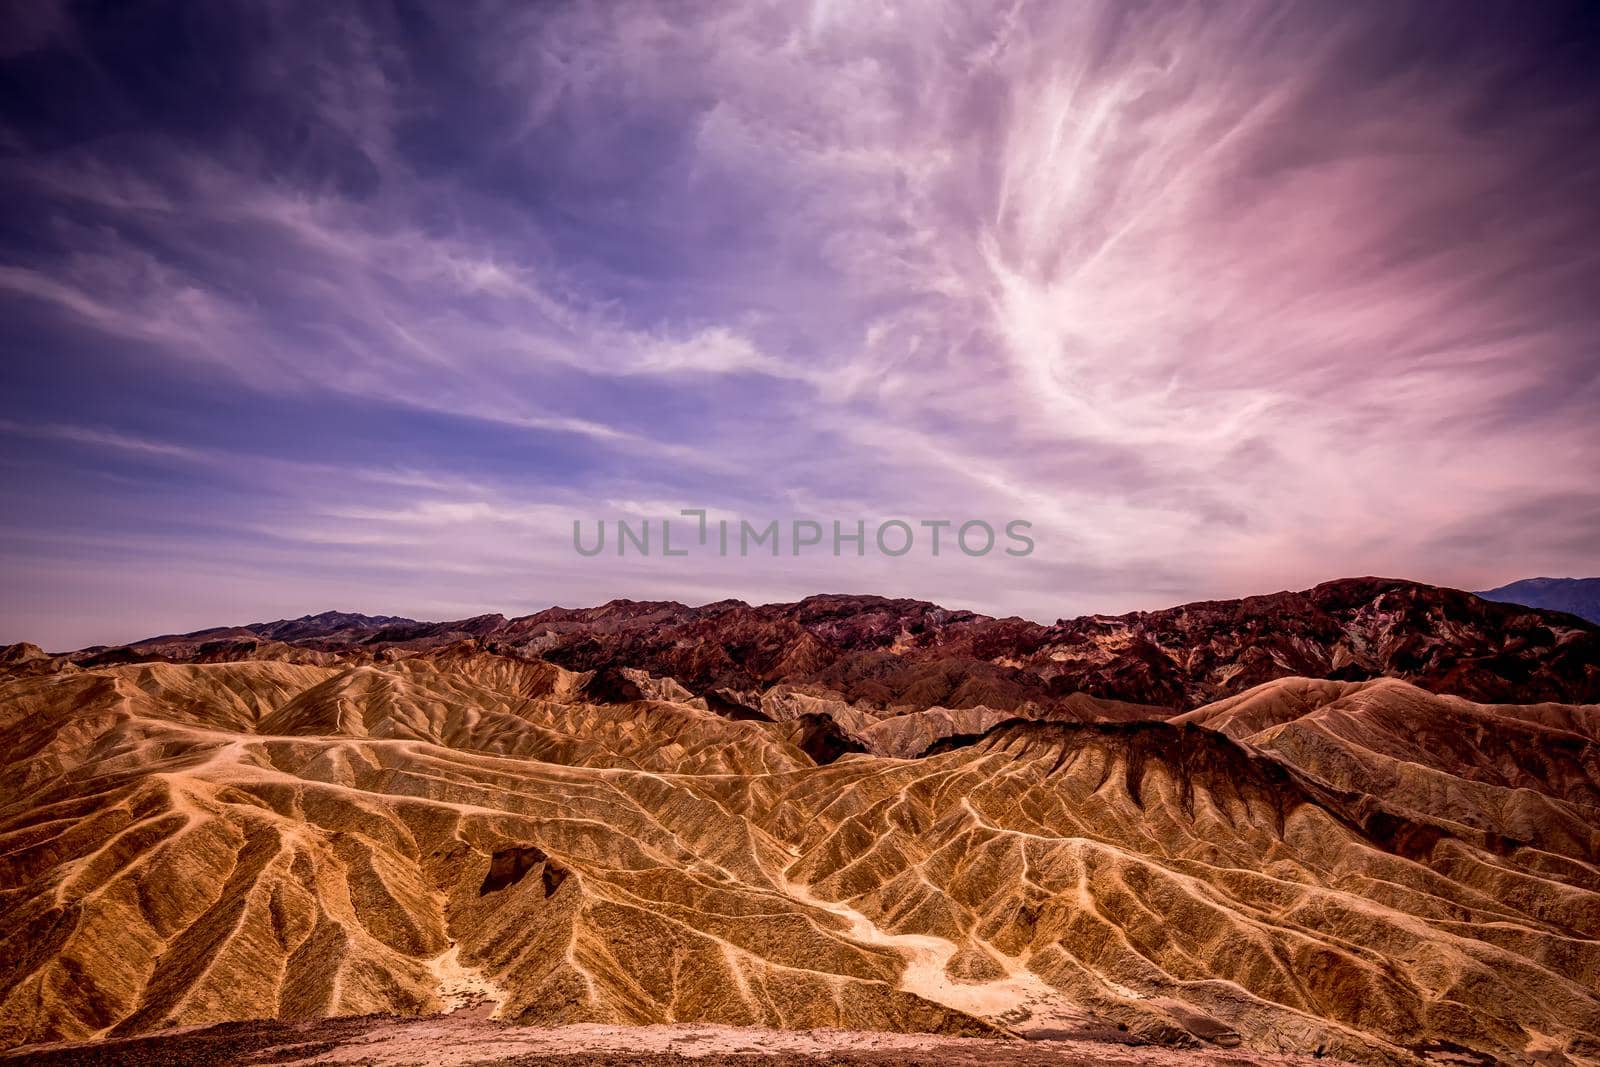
[1,0,1597,649]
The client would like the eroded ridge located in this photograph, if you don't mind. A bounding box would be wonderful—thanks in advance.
[1,641,1598,1066]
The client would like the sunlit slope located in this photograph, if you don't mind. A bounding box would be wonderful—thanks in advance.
[1,650,1596,1066]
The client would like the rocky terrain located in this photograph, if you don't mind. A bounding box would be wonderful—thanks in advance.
[1,579,1597,1065]
[58,577,1600,711]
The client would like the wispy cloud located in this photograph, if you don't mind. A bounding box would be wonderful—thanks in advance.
[2,0,1597,648]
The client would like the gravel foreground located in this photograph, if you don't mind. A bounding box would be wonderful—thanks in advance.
[1,1018,1357,1067]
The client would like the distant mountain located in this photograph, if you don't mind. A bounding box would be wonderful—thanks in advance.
[73,610,511,663]
[248,610,418,641]
[1476,576,1600,625]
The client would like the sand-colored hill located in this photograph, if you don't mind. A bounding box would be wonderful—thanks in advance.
[2,644,1598,1065]
[1178,676,1600,864]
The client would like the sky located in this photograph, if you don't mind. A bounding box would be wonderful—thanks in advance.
[2,0,1599,650]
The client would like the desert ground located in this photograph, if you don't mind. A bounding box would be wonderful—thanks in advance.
[3,1018,1363,1067]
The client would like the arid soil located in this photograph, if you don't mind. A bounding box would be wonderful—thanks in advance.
[2,581,1598,1066]
[2,1018,1354,1067]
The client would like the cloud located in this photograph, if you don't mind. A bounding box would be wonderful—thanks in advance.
[1,0,1597,647]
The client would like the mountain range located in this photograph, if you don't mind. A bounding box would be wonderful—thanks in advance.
[2,576,1598,1066]
[1476,577,1600,625]
[56,576,1600,709]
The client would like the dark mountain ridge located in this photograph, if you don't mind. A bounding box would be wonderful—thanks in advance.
[55,577,1600,710]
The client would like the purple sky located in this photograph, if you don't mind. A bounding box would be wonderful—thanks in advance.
[2,1,1599,650]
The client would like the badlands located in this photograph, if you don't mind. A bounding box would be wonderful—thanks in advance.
[1,578,1597,1065]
